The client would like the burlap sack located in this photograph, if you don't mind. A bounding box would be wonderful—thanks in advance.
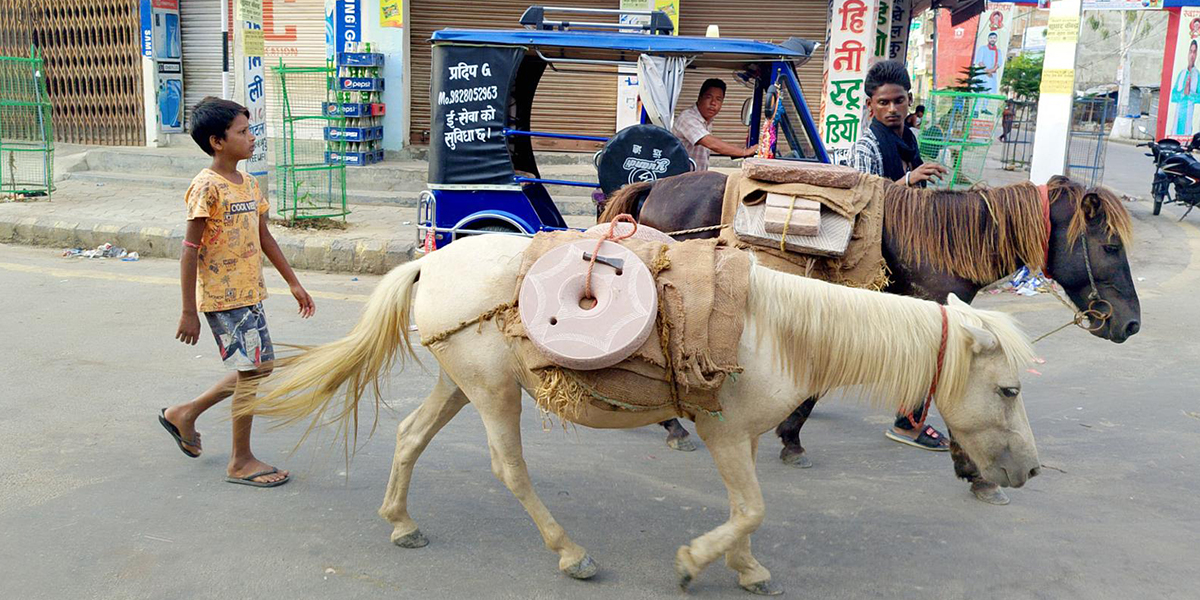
[502,231,750,419]
[719,170,889,289]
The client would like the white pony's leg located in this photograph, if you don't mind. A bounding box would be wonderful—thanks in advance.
[379,369,470,548]
[470,382,598,579]
[676,417,778,594]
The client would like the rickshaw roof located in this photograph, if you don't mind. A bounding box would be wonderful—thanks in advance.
[430,29,813,67]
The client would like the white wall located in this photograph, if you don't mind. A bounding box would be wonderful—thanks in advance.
[361,1,405,151]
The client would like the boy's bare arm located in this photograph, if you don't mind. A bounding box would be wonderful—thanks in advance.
[176,219,206,345]
[260,219,315,318]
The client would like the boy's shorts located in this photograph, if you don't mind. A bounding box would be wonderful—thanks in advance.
[204,302,275,371]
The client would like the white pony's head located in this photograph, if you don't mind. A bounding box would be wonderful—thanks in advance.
[936,294,1041,488]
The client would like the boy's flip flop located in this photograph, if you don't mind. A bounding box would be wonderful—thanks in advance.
[885,425,950,452]
[158,408,201,458]
[226,468,290,488]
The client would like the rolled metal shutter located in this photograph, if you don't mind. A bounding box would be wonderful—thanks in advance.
[410,0,620,150]
[677,0,828,148]
[261,0,327,139]
[181,0,225,130]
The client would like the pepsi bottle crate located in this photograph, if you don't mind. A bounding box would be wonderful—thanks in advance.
[322,102,386,118]
[325,149,385,166]
[324,125,384,143]
[335,76,385,92]
[337,52,385,67]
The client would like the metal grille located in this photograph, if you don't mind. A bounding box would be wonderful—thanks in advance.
[271,63,348,220]
[999,100,1035,172]
[0,47,54,198]
[1065,96,1114,188]
[917,90,1006,190]
[0,0,144,146]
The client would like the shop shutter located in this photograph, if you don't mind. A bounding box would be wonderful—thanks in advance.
[676,0,828,149]
[181,0,225,130]
[410,0,620,150]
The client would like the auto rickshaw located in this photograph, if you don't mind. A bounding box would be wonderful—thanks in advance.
[418,5,829,249]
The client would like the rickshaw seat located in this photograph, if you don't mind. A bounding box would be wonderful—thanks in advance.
[521,181,569,229]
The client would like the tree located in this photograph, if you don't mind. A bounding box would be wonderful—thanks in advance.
[1002,53,1044,101]
[951,64,990,93]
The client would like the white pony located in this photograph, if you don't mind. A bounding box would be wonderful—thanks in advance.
[251,234,1040,595]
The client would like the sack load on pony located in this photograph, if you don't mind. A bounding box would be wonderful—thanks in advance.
[719,157,890,290]
[497,228,750,421]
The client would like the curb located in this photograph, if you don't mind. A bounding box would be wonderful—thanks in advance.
[0,213,415,274]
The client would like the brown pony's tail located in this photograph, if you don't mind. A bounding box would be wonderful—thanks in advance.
[240,257,424,450]
[598,180,655,223]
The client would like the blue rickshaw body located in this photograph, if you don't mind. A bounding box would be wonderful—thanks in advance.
[417,17,829,249]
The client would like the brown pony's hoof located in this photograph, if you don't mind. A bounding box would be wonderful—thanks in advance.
[971,481,1010,505]
[563,554,598,580]
[740,579,784,596]
[392,528,430,548]
[667,436,698,452]
[779,447,812,468]
[675,546,699,590]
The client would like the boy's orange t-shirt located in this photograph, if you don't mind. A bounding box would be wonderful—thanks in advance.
[184,169,269,312]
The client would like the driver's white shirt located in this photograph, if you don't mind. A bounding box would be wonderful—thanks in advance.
[672,104,713,171]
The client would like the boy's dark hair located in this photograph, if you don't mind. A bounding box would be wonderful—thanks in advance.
[914,104,926,114]
[190,97,249,156]
[699,78,727,98]
[863,60,912,98]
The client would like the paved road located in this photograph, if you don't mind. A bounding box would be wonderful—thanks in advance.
[1,194,1198,599]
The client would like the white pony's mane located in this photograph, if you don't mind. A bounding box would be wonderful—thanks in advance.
[746,263,1035,412]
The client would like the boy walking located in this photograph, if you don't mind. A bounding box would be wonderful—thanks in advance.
[158,97,315,487]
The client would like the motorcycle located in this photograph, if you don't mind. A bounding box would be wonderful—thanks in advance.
[1141,132,1200,220]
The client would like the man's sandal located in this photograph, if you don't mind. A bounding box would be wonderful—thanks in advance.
[885,425,950,452]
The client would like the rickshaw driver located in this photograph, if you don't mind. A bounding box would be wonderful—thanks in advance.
[672,78,757,171]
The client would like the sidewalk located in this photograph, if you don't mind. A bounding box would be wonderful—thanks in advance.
[0,176,418,273]
[1,140,1150,273]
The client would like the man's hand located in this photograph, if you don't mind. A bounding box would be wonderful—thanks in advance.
[176,311,201,345]
[742,146,758,158]
[291,284,316,318]
[909,163,949,186]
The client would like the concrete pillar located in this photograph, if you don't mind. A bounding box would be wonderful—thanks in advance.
[1029,0,1083,185]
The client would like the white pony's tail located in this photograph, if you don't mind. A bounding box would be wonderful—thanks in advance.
[245,257,424,445]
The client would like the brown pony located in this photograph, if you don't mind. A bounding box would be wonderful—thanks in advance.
[601,172,1140,504]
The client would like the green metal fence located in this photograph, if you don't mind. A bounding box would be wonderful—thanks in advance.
[0,47,53,199]
[917,90,1005,190]
[270,62,347,220]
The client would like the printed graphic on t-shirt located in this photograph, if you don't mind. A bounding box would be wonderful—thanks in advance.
[184,169,270,312]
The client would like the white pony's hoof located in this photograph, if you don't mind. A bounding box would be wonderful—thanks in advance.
[563,554,598,579]
[675,546,699,590]
[392,528,429,548]
[741,579,784,596]
[971,481,1010,505]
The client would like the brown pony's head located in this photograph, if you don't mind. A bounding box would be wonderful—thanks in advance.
[1045,176,1141,343]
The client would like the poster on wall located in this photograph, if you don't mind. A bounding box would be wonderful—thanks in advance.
[381,0,402,27]
[935,10,979,90]
[971,4,1014,95]
[1082,0,1161,9]
[821,0,877,155]
[888,0,911,61]
[1166,8,1200,141]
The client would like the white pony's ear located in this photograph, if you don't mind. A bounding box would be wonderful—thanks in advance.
[963,323,998,354]
[946,293,969,309]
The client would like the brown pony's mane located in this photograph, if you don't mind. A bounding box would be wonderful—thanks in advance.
[883,175,1133,284]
